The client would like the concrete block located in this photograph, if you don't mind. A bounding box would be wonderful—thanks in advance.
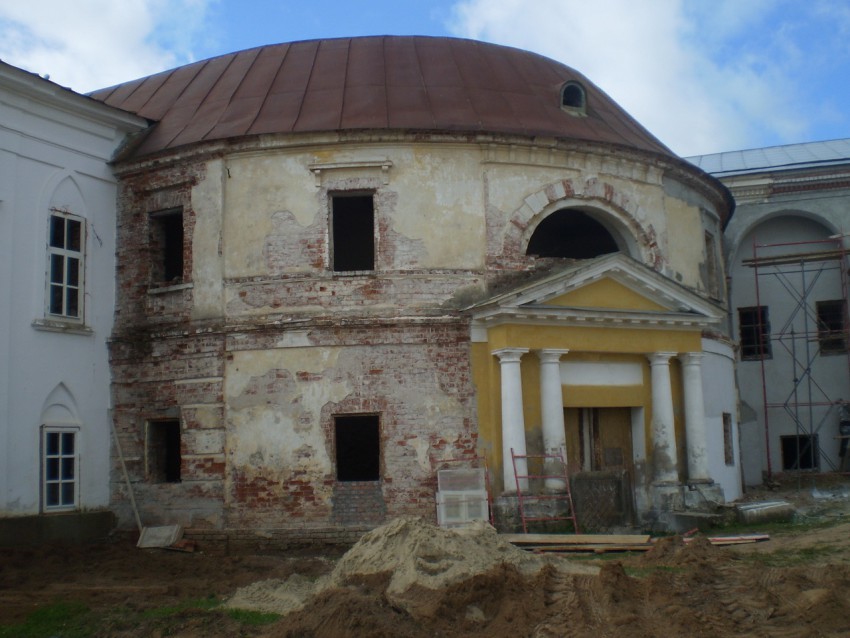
[736,501,795,525]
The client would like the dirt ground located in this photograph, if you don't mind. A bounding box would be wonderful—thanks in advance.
[4,474,850,638]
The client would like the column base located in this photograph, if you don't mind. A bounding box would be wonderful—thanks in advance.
[642,481,729,533]
[683,481,725,510]
[650,481,684,513]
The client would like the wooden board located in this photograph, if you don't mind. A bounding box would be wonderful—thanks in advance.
[502,533,651,545]
[532,544,652,553]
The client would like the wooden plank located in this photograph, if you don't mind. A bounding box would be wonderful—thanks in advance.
[531,544,652,553]
[502,533,651,545]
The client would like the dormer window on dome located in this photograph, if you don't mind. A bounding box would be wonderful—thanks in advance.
[561,81,586,115]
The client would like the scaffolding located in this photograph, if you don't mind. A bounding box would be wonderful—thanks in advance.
[745,236,850,479]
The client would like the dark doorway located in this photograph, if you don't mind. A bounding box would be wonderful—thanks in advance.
[147,419,181,483]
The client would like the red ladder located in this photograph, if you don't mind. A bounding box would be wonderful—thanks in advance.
[511,448,579,534]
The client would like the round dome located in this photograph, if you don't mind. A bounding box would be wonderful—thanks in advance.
[90,36,674,160]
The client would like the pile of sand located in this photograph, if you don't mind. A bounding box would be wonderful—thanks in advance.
[226,516,595,619]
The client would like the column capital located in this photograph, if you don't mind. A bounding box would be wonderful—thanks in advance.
[493,348,529,363]
[679,352,704,366]
[647,351,677,366]
[536,348,569,363]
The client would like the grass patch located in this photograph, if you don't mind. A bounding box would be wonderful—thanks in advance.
[141,595,221,619]
[623,564,685,578]
[705,512,841,538]
[0,601,92,638]
[737,543,839,567]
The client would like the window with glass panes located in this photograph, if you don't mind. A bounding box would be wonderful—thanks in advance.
[43,429,77,510]
[47,212,84,320]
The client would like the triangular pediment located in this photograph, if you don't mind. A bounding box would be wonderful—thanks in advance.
[546,278,669,312]
[469,253,724,329]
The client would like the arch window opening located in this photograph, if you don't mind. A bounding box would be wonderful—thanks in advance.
[526,210,620,259]
[561,81,587,113]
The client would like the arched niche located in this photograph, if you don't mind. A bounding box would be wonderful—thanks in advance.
[46,173,86,215]
[40,383,81,426]
[526,207,624,258]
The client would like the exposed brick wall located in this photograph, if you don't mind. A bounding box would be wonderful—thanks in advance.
[221,320,478,529]
[114,162,205,330]
[108,146,574,539]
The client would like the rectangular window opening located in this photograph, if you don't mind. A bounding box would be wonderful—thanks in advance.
[704,231,720,299]
[147,419,182,483]
[816,299,847,354]
[738,306,771,360]
[43,428,77,510]
[331,194,374,272]
[334,414,380,481]
[149,208,184,284]
[722,412,734,466]
[781,434,819,471]
[46,211,84,320]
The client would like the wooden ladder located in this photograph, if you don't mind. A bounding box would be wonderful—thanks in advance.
[511,448,579,534]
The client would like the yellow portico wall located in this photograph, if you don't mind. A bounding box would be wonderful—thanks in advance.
[471,322,700,493]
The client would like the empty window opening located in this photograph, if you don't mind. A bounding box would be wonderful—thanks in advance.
[704,231,720,298]
[817,299,847,354]
[561,82,586,112]
[335,414,380,481]
[738,306,772,360]
[526,210,619,259]
[781,434,819,471]
[150,209,184,284]
[722,412,734,466]
[43,428,77,510]
[147,419,181,483]
[331,194,374,272]
[47,211,84,319]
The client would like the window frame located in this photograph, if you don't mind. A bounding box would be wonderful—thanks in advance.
[45,210,85,323]
[738,306,772,360]
[149,208,185,286]
[560,81,587,115]
[780,434,820,471]
[722,412,734,466]
[329,192,376,273]
[41,426,79,512]
[334,413,381,482]
[816,299,847,355]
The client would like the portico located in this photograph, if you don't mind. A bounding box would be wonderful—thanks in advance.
[469,254,734,528]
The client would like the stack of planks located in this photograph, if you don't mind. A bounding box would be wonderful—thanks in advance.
[503,533,770,554]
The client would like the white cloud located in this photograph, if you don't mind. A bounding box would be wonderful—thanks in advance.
[447,0,807,155]
[0,0,215,92]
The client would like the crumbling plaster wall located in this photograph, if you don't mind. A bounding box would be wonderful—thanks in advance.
[222,322,477,528]
[110,133,727,531]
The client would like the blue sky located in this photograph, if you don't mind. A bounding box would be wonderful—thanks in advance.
[2,0,849,157]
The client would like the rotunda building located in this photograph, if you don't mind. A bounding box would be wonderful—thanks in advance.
[93,36,738,536]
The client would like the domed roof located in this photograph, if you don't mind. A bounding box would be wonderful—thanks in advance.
[91,36,674,160]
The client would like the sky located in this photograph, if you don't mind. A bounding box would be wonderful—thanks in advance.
[1,0,849,157]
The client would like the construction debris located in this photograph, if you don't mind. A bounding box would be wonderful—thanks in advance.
[503,532,770,553]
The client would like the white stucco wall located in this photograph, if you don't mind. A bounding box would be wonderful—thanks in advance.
[701,338,743,501]
[728,209,849,483]
[0,64,146,516]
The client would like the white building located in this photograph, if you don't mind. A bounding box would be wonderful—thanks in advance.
[0,62,147,540]
[689,140,850,486]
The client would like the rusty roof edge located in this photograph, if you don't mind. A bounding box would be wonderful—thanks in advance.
[108,126,722,194]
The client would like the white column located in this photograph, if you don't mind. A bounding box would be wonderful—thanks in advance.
[494,348,529,492]
[647,352,679,484]
[680,352,711,482]
[538,349,569,489]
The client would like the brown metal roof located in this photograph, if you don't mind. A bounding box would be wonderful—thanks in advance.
[90,36,675,160]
